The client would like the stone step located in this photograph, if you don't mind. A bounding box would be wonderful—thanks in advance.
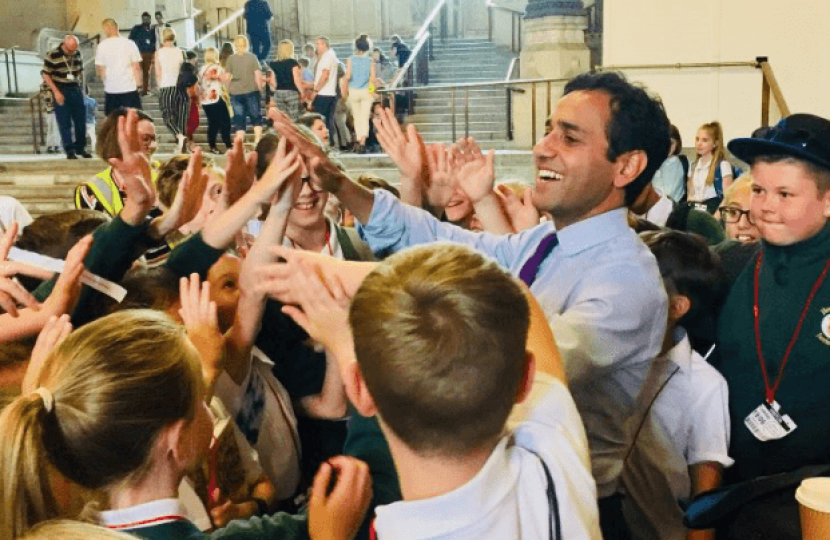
[409,121,506,133]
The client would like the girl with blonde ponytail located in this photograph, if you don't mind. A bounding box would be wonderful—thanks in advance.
[0,309,211,540]
[687,121,734,213]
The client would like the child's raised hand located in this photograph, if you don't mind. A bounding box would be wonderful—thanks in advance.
[309,456,373,540]
[179,274,224,390]
[155,148,208,236]
[494,184,540,233]
[279,257,352,356]
[108,109,154,208]
[251,136,302,208]
[224,132,257,207]
[453,137,496,205]
[22,313,72,393]
[373,107,426,184]
[41,235,93,318]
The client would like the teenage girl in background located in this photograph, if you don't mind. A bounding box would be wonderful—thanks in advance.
[687,121,734,214]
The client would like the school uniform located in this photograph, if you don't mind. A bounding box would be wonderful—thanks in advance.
[621,328,732,540]
[371,374,601,539]
[99,499,206,540]
[718,224,830,482]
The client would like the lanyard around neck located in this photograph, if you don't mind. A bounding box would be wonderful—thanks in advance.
[753,251,830,404]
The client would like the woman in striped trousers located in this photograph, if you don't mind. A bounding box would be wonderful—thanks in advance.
[155,27,189,152]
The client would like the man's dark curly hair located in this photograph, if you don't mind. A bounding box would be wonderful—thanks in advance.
[564,72,671,206]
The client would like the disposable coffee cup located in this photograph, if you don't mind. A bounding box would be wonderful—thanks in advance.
[795,477,830,540]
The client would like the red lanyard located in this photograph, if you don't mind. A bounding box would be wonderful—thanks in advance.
[106,515,188,530]
[753,251,830,404]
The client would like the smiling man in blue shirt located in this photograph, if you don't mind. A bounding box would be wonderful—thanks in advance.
[271,71,670,539]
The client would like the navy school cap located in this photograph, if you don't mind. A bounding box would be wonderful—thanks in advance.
[727,114,830,172]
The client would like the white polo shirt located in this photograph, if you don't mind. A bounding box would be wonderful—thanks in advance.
[373,374,602,540]
[95,36,141,94]
[314,49,338,97]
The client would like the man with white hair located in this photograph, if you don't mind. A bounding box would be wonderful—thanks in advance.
[42,35,92,159]
[95,18,143,115]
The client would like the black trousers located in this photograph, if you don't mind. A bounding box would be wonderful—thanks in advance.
[104,91,142,116]
[249,32,271,62]
[203,100,232,148]
[54,84,87,153]
[312,95,337,147]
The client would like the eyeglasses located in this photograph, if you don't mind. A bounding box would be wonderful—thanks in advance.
[719,206,754,224]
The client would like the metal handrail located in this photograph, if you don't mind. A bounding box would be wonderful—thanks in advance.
[598,61,758,71]
[504,57,519,83]
[28,92,46,154]
[414,0,447,41]
[1,46,20,95]
[379,75,569,94]
[485,0,525,15]
[389,32,430,90]
[191,8,244,50]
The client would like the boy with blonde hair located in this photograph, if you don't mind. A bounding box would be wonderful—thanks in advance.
[715,114,830,538]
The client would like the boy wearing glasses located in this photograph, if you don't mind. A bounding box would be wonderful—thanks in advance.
[715,114,830,538]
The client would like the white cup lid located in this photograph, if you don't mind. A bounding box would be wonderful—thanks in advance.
[796,478,830,513]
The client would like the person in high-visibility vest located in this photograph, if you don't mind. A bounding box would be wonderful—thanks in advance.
[75,108,159,216]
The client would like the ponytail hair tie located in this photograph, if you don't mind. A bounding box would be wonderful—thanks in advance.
[32,387,54,413]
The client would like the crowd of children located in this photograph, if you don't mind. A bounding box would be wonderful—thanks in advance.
[1,65,830,540]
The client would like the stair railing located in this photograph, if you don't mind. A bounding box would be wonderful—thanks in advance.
[1,46,20,95]
[192,8,244,51]
[597,57,790,127]
[486,1,523,54]
[504,57,520,140]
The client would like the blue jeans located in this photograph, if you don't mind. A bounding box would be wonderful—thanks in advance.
[54,84,87,154]
[230,91,262,133]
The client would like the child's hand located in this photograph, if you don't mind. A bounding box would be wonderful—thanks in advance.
[41,235,93,318]
[424,143,456,211]
[22,313,72,393]
[108,109,154,210]
[249,136,302,207]
[153,148,208,237]
[0,221,40,316]
[179,274,224,390]
[223,132,257,208]
[309,456,373,540]
[279,257,352,357]
[208,489,258,528]
[452,137,496,205]
[373,107,426,185]
[493,184,540,233]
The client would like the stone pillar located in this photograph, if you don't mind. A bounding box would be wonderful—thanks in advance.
[513,0,590,147]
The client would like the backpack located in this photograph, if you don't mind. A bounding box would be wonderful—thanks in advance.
[713,162,744,198]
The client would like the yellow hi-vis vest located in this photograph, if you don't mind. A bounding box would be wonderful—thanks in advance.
[74,165,159,217]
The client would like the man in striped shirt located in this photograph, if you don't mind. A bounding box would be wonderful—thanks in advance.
[42,35,92,159]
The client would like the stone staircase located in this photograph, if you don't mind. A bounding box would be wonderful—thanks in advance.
[330,37,515,145]
[0,100,43,155]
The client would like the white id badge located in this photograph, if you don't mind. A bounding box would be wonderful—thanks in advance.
[745,400,797,441]
[66,73,75,81]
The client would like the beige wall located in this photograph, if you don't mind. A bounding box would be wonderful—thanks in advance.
[0,0,67,49]
[604,0,830,147]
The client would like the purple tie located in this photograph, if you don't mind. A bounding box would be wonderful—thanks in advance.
[518,233,558,286]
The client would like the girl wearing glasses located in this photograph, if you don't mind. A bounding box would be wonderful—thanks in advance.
[719,174,760,243]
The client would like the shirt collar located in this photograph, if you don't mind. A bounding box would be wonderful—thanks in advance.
[556,207,631,256]
[373,438,517,540]
[664,327,692,373]
[99,498,188,529]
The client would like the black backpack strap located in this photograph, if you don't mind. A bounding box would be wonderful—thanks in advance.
[521,447,562,540]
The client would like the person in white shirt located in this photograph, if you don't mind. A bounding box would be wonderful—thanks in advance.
[270,70,671,539]
[621,230,733,540]
[261,242,602,540]
[95,18,143,115]
[309,36,338,147]
[687,121,734,214]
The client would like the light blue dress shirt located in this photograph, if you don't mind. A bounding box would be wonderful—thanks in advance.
[651,156,686,203]
[357,190,668,497]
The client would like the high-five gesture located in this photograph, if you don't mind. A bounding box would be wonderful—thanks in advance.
[108,109,154,210]
[223,132,257,208]
[179,273,224,398]
[423,143,457,213]
[373,107,427,186]
[452,137,496,205]
[152,148,209,238]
